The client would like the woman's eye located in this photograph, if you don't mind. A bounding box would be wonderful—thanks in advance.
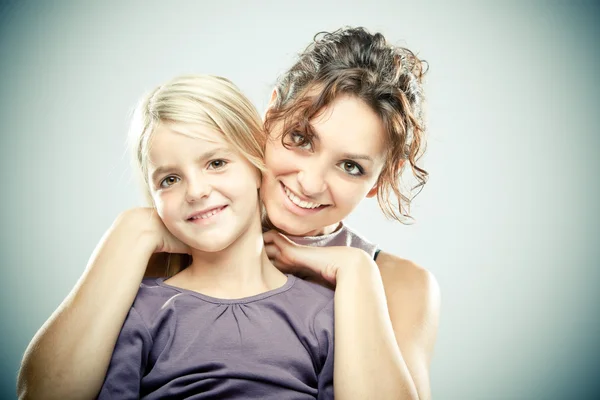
[208,159,228,169]
[339,161,364,176]
[291,132,312,150]
[160,176,180,188]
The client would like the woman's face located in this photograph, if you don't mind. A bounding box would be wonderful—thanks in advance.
[261,95,388,236]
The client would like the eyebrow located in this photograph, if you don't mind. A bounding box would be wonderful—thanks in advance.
[149,147,234,183]
[309,130,375,163]
[341,153,374,162]
[150,165,175,184]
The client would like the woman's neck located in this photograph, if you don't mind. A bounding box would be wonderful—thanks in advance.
[280,221,342,238]
[167,214,286,299]
[303,221,341,237]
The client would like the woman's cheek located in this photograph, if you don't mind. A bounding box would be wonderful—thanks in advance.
[265,139,295,168]
[334,180,370,209]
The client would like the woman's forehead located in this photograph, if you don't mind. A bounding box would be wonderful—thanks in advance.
[309,96,387,157]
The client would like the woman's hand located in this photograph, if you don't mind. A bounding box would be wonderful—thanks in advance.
[150,211,191,255]
[263,230,370,287]
[125,207,191,255]
[124,208,191,278]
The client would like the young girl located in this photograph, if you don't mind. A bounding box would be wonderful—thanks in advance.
[18,27,439,400]
[95,75,335,398]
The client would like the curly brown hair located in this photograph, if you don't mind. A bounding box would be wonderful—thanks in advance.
[264,27,429,222]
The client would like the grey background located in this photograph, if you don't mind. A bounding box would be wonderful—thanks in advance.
[1,0,599,398]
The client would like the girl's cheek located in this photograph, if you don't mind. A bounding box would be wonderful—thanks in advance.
[154,192,173,213]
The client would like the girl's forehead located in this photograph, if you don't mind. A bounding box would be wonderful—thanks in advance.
[147,123,232,163]
[159,122,227,144]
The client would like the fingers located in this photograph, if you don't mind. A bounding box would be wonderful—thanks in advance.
[263,231,308,269]
[262,230,280,246]
[264,243,280,260]
[263,230,296,247]
[262,229,284,245]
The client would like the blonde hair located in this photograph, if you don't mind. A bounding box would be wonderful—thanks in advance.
[129,74,266,276]
[130,74,266,204]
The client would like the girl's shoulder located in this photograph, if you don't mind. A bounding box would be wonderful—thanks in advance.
[128,278,194,326]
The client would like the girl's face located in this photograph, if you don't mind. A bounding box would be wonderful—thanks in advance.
[147,123,261,253]
[261,95,388,236]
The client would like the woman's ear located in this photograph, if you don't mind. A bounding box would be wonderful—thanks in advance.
[366,159,405,198]
[366,184,378,198]
[263,88,278,121]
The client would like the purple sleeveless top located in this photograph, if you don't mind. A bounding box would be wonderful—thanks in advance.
[285,222,379,259]
[98,222,375,399]
[97,275,334,399]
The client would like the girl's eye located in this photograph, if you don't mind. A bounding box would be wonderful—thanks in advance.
[208,159,228,169]
[291,132,312,150]
[339,161,365,177]
[160,176,180,188]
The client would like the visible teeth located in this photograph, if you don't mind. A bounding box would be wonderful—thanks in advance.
[191,208,221,220]
[284,186,322,209]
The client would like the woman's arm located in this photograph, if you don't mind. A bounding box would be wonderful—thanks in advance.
[373,251,440,399]
[333,250,440,399]
[17,208,184,400]
[263,231,440,400]
[97,307,153,400]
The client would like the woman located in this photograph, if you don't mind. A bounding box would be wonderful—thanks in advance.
[18,27,439,400]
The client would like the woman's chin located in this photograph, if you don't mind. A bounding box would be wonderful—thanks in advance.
[274,220,320,237]
[268,219,303,237]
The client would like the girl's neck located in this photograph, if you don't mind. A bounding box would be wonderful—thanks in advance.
[167,214,286,299]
